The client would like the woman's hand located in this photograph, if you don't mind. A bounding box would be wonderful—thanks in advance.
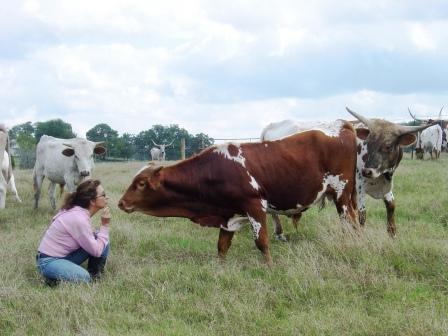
[101,206,111,226]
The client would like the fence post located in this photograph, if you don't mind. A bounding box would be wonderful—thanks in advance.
[180,138,185,160]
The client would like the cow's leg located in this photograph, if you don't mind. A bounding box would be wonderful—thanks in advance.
[217,228,234,260]
[272,214,287,242]
[246,203,272,266]
[48,182,57,210]
[8,175,22,203]
[33,172,44,209]
[291,213,302,231]
[335,192,360,233]
[0,178,6,209]
[356,170,367,226]
[383,192,396,238]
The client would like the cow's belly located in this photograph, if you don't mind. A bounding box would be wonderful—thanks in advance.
[43,167,67,184]
[267,204,307,216]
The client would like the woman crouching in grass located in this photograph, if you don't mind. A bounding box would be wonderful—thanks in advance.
[36,179,111,286]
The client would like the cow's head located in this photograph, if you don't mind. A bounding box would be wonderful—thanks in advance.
[347,107,434,178]
[118,165,164,215]
[62,140,106,178]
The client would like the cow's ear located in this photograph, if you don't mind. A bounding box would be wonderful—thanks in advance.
[94,145,106,155]
[355,128,370,140]
[62,148,75,157]
[148,166,163,189]
[398,133,417,147]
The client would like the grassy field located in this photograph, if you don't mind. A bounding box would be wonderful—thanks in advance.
[1,154,447,335]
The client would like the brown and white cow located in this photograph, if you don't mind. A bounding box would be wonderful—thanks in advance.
[261,108,434,239]
[119,121,359,264]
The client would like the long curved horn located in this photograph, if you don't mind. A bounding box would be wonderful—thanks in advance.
[62,143,74,148]
[151,139,160,147]
[346,107,372,128]
[408,107,418,121]
[439,106,444,118]
[166,139,174,147]
[397,122,436,135]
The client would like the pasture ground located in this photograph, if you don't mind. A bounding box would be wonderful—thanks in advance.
[1,154,447,335]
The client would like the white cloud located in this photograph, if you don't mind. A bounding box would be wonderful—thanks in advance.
[1,0,448,140]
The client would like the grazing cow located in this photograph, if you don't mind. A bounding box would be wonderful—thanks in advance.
[33,135,106,209]
[415,124,443,160]
[119,121,359,265]
[261,108,433,239]
[0,124,9,208]
[2,151,22,203]
[150,140,174,161]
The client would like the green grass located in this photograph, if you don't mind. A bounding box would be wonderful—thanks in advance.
[1,155,447,335]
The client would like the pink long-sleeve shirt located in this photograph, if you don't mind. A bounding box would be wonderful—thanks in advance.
[38,206,109,258]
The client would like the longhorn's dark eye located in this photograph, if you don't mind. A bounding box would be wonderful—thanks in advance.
[137,181,146,189]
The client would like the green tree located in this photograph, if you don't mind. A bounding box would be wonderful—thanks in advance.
[9,122,35,140]
[34,119,76,142]
[15,133,36,169]
[86,124,119,159]
[134,124,213,160]
[116,133,135,160]
[86,123,118,142]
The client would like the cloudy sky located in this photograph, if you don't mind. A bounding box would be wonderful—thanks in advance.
[1,1,448,140]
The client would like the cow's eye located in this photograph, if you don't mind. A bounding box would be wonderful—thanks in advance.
[137,181,146,189]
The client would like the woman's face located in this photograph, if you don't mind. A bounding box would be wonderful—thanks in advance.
[93,185,108,208]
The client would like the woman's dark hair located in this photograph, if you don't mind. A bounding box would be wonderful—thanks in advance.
[61,179,101,210]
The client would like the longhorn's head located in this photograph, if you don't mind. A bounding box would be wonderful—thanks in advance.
[62,140,106,178]
[151,139,174,159]
[346,107,435,179]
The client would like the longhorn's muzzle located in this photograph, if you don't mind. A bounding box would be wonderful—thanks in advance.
[80,170,90,177]
[362,168,373,178]
[118,199,134,213]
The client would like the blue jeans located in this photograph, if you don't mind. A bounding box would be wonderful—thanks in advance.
[36,244,110,284]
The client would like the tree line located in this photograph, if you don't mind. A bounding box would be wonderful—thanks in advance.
[9,119,213,168]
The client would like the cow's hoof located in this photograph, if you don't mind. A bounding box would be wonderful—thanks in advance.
[275,233,288,242]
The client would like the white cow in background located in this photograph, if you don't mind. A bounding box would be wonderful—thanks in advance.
[33,135,106,209]
[150,140,174,161]
[0,124,9,208]
[150,147,162,161]
[2,151,22,203]
[415,124,443,160]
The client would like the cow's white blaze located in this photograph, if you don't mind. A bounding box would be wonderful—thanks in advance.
[261,199,268,212]
[247,172,260,191]
[247,215,262,239]
[384,191,394,203]
[325,174,348,199]
[312,173,348,207]
[213,143,246,167]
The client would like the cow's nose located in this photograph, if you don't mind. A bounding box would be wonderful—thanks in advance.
[80,170,90,177]
[362,168,373,178]
[118,200,124,209]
